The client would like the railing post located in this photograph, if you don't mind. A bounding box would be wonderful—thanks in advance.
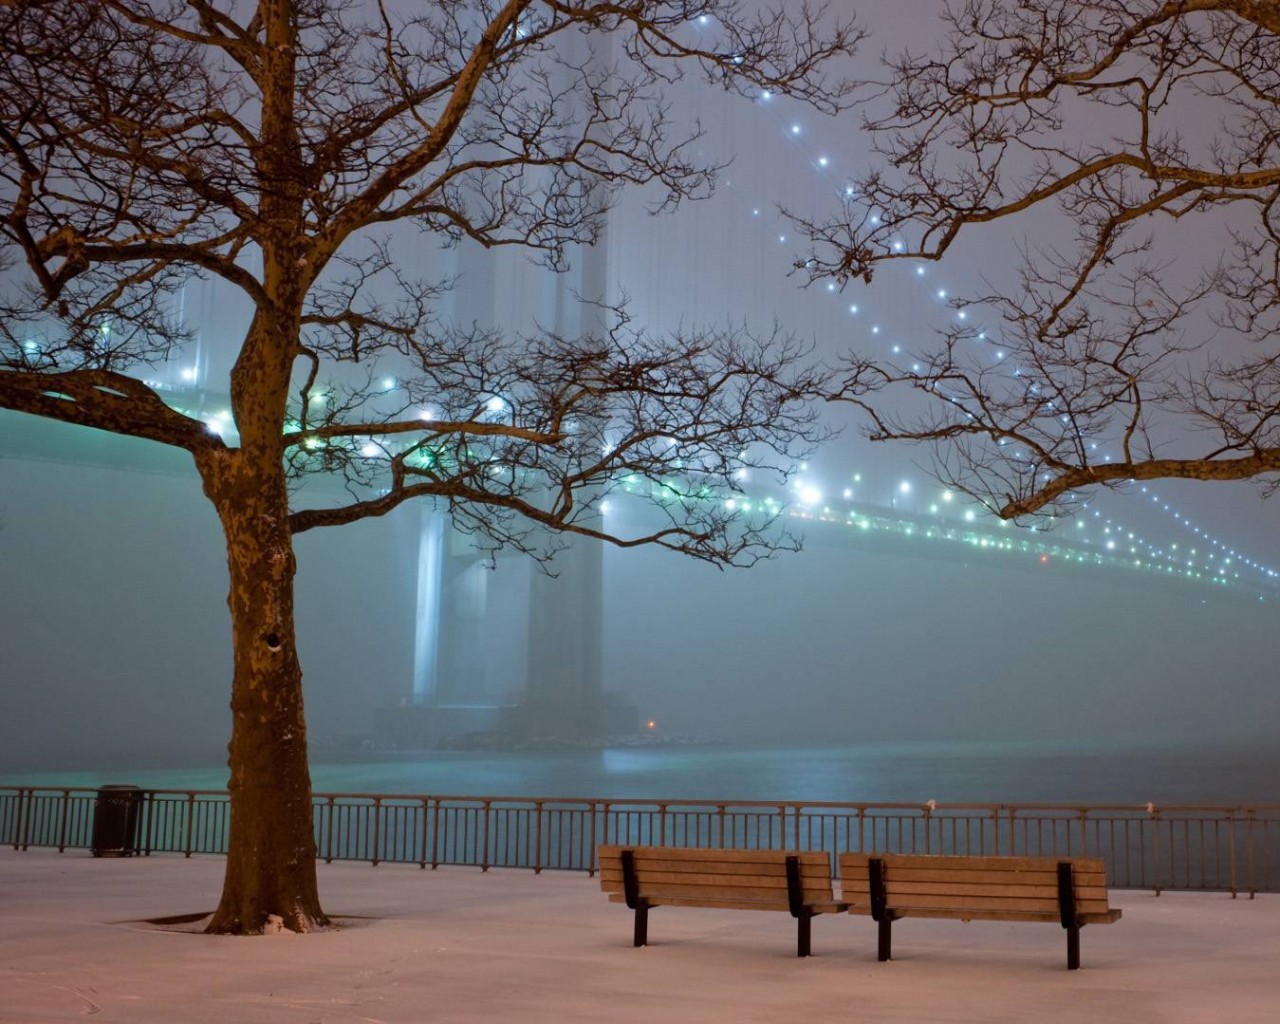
[18,788,33,851]
[480,800,491,871]
[1224,809,1237,898]
[371,797,382,867]
[21,788,35,849]
[533,801,543,875]
[418,799,430,870]
[431,798,442,870]
[588,802,602,876]
[1245,807,1257,899]
[184,793,196,858]
[143,790,155,856]
[1149,803,1162,896]
[325,796,336,864]
[56,789,70,853]
[658,804,667,847]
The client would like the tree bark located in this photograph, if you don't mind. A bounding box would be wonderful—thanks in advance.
[199,445,328,934]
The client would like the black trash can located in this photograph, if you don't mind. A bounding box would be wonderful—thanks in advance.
[91,785,142,857]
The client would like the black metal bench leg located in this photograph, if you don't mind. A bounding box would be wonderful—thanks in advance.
[1066,924,1080,970]
[877,917,892,962]
[796,910,812,958]
[633,902,649,947]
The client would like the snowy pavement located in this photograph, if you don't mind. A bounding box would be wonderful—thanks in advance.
[2,848,1277,1023]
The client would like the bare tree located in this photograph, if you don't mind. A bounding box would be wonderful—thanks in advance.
[795,0,1280,520]
[0,0,859,933]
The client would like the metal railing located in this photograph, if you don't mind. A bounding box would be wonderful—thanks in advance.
[2,787,1276,896]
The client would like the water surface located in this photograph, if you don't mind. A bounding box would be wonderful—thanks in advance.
[6,737,1277,806]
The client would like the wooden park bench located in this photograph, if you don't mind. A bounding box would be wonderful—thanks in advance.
[598,845,847,957]
[838,852,1121,969]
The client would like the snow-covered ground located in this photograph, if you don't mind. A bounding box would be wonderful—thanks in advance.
[2,848,1277,1022]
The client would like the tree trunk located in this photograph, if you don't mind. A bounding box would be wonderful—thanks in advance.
[200,447,328,934]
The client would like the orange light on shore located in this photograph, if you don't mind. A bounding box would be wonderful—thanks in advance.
[646,720,656,730]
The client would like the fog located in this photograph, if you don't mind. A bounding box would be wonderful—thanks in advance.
[3,1,1280,776]
[3,415,1277,773]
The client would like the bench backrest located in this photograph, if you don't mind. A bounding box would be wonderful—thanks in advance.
[838,852,1112,919]
[599,845,835,907]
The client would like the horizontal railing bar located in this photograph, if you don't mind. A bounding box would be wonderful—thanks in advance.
[3,786,1277,813]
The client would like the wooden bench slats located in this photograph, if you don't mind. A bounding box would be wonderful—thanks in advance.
[601,880,834,906]
[599,845,829,867]
[834,906,1116,921]
[608,893,847,914]
[602,879,834,903]
[845,892,1114,915]
[843,879,1109,903]
[842,853,1108,872]
[841,865,1107,888]
[600,859,830,878]
[601,866,831,887]
[599,859,827,880]
[842,879,1090,900]
[600,867,810,887]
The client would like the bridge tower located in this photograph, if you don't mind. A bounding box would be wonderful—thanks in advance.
[405,88,615,741]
